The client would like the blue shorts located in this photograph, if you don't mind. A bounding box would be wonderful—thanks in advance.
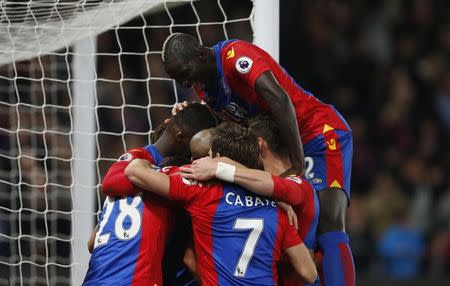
[303,129,353,200]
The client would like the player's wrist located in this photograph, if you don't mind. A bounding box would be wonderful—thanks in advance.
[215,162,236,183]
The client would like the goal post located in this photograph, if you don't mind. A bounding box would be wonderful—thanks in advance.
[253,0,279,62]
[71,37,97,286]
[0,0,280,285]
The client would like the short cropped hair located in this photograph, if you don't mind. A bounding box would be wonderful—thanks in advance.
[150,122,167,144]
[248,115,289,159]
[162,33,200,64]
[211,122,259,169]
[171,102,217,136]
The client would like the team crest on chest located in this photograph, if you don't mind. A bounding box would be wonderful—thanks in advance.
[236,57,253,74]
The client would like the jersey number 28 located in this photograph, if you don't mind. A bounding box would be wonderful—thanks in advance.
[94,196,142,248]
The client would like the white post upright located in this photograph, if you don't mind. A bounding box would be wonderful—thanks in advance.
[71,37,97,286]
[253,0,280,62]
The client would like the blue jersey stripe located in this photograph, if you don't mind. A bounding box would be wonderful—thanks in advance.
[83,196,144,286]
[212,184,279,285]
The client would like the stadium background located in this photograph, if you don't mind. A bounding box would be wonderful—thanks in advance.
[0,0,449,285]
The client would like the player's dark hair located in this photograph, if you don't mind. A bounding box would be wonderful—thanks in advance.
[248,114,289,159]
[171,102,217,136]
[211,122,259,169]
[162,33,200,65]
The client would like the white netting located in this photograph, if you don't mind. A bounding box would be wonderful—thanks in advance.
[0,0,254,285]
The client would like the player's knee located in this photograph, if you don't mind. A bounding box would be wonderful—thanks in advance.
[317,187,348,233]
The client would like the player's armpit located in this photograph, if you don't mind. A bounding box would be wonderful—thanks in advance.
[125,159,170,198]
[254,71,304,175]
[285,243,318,284]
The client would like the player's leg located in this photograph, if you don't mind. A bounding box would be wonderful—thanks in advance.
[304,130,355,286]
[317,188,355,286]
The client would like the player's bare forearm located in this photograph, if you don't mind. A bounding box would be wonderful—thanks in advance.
[125,159,170,198]
[181,157,274,193]
[181,157,302,205]
[88,225,99,254]
[285,243,318,284]
[255,71,304,175]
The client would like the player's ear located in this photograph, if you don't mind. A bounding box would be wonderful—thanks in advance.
[258,138,268,158]
[196,46,208,61]
[175,128,185,141]
[215,152,221,158]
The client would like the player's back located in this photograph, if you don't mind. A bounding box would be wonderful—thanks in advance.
[171,177,300,286]
[216,40,351,143]
[83,193,172,286]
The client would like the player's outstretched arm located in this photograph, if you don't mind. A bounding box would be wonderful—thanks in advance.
[254,71,304,175]
[285,243,318,284]
[180,157,304,206]
[124,159,170,198]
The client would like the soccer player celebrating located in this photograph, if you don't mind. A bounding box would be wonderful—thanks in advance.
[124,122,318,285]
[82,102,216,286]
[182,115,320,286]
[162,33,355,286]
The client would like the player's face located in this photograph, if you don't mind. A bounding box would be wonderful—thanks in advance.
[166,59,206,88]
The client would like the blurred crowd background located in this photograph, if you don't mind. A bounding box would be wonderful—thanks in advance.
[280,0,450,280]
[0,0,449,284]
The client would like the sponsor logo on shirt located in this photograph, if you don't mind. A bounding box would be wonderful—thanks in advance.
[235,57,253,74]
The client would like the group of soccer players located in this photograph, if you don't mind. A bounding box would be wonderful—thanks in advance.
[82,33,356,286]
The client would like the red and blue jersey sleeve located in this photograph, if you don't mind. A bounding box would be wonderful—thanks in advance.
[101,148,155,197]
[272,175,312,206]
[221,41,271,90]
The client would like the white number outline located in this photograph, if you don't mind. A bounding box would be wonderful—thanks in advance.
[305,156,315,179]
[94,197,114,248]
[115,196,142,240]
[233,218,264,277]
[94,196,143,249]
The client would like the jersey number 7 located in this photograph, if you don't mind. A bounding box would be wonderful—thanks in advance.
[233,218,264,278]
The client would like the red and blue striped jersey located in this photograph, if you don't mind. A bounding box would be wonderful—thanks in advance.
[83,145,173,286]
[168,174,301,286]
[195,40,350,144]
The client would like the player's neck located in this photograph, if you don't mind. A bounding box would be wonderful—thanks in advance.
[206,48,217,81]
[152,132,172,157]
[263,154,292,177]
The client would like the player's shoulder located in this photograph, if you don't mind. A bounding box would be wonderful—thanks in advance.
[285,174,303,184]
[286,174,315,190]
[223,40,258,57]
[159,165,181,175]
[116,147,151,162]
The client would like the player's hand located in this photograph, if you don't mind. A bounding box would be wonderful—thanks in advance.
[180,157,218,181]
[277,202,298,230]
[171,101,189,116]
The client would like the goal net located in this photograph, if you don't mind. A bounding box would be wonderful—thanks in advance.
[0,0,255,285]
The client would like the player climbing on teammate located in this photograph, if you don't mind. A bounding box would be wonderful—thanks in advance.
[163,33,355,286]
